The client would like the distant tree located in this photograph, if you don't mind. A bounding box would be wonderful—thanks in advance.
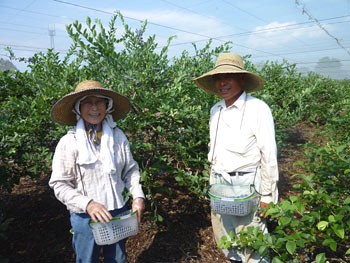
[297,66,311,75]
[0,58,16,71]
[314,57,345,79]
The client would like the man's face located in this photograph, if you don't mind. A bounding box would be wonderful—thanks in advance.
[80,96,108,126]
[213,73,244,106]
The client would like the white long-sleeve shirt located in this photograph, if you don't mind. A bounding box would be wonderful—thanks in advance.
[49,127,145,213]
[209,92,279,203]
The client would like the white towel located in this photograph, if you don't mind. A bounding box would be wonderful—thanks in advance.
[75,117,116,174]
[73,94,117,174]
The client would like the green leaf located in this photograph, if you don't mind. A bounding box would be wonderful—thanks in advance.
[322,238,337,252]
[328,215,336,223]
[289,196,298,203]
[157,214,163,222]
[344,197,350,205]
[286,240,296,255]
[335,145,346,153]
[315,253,326,263]
[332,226,345,239]
[86,16,91,27]
[317,221,328,231]
[258,245,268,256]
[272,257,284,263]
[279,216,291,226]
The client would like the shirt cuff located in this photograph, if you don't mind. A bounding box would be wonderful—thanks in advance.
[260,195,274,204]
[131,186,145,200]
[81,197,93,213]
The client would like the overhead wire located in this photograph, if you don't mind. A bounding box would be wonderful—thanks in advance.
[159,0,306,60]
[0,0,348,77]
[52,0,342,58]
[3,0,38,23]
[2,1,349,57]
[295,0,350,56]
[0,3,61,19]
[52,0,227,42]
[50,0,294,59]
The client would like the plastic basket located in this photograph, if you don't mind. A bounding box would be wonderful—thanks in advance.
[208,184,258,216]
[89,210,138,245]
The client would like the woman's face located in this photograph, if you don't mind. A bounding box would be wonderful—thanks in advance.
[214,73,244,107]
[80,96,108,128]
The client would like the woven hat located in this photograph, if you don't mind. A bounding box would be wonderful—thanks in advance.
[51,80,131,125]
[194,53,264,95]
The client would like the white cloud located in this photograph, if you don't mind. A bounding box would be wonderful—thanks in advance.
[247,21,325,48]
[119,9,233,43]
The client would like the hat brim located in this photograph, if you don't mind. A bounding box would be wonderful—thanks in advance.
[194,67,264,95]
[51,88,131,125]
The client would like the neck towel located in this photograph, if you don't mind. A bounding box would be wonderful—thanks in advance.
[75,118,116,174]
[73,95,117,174]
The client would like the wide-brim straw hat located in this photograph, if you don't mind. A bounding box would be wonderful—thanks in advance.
[194,53,264,95]
[51,80,131,125]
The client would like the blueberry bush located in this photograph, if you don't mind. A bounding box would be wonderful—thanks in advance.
[1,12,349,262]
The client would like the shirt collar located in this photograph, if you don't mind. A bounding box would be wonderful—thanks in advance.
[217,91,247,110]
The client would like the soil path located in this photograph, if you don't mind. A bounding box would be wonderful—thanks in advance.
[0,124,311,263]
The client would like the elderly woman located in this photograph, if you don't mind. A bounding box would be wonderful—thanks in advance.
[49,80,145,263]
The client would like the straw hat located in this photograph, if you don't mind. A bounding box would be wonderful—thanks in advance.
[194,53,264,95]
[51,80,131,125]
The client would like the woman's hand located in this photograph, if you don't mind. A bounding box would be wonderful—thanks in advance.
[132,198,145,223]
[86,200,112,223]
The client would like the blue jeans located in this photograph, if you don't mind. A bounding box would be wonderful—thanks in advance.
[70,205,129,263]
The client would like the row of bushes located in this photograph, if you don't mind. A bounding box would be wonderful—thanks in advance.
[1,12,349,262]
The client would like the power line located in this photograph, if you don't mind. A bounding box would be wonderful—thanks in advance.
[52,0,294,60]
[1,0,348,75]
[221,0,269,23]
[3,1,349,54]
[0,21,48,31]
[295,0,350,56]
[164,17,350,57]
[2,0,38,23]
[52,0,227,42]
[158,0,300,59]
[0,3,61,19]
[52,0,339,62]
[0,27,44,35]
[215,15,350,39]
[0,43,67,53]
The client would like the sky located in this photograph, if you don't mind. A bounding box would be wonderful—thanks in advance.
[0,0,349,79]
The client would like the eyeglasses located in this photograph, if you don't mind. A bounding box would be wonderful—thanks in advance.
[80,98,108,108]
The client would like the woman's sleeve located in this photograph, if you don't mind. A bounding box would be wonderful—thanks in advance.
[49,134,92,212]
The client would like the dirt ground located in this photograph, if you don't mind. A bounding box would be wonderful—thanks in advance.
[0,124,311,263]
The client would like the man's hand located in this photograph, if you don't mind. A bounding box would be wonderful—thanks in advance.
[86,200,112,223]
[132,198,145,223]
[259,201,269,218]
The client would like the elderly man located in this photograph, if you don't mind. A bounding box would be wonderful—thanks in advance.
[194,53,279,263]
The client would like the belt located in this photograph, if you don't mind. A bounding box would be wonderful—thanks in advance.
[228,171,251,176]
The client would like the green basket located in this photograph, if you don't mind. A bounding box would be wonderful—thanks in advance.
[208,184,258,216]
[89,210,138,245]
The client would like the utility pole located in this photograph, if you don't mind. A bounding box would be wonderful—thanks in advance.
[48,24,56,49]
